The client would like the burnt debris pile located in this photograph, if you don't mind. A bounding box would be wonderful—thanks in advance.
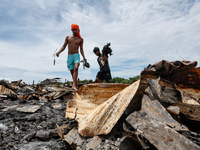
[1,60,200,150]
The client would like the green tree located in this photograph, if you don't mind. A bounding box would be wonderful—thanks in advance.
[82,79,89,84]
[109,76,140,84]
[128,75,140,83]
[121,79,129,84]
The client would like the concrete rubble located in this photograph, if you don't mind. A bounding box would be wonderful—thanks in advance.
[1,60,200,150]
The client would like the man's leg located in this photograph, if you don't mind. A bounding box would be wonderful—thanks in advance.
[72,63,79,89]
[105,70,111,83]
[70,69,74,88]
[70,69,74,77]
[94,78,102,83]
[94,72,102,83]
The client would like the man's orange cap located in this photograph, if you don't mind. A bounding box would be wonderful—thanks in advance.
[71,23,81,38]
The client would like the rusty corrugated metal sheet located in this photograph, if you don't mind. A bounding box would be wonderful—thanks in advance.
[141,94,186,130]
[66,81,140,137]
[66,83,130,121]
[76,83,130,105]
[126,110,200,150]
[174,102,200,122]
[142,75,200,122]
[124,74,158,115]
[172,67,200,85]
[177,85,200,104]
[65,66,200,138]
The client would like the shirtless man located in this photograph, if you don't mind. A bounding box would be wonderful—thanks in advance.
[56,23,87,90]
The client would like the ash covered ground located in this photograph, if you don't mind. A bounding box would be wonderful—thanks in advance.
[0,97,73,150]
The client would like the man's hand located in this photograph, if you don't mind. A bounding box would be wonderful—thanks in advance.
[83,57,87,62]
[56,52,60,57]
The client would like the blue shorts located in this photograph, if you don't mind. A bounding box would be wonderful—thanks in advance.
[67,53,80,70]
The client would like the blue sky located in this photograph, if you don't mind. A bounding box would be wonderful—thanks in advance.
[0,0,200,84]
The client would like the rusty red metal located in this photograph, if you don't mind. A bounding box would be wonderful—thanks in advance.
[172,67,200,85]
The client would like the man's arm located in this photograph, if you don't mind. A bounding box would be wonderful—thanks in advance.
[103,53,108,61]
[79,38,87,61]
[56,36,68,57]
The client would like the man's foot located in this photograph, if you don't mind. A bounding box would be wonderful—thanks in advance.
[72,87,78,92]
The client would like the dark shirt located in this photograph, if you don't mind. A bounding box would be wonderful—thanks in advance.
[97,53,110,72]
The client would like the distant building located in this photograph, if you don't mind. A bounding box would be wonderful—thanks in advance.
[40,78,58,84]
[53,78,61,83]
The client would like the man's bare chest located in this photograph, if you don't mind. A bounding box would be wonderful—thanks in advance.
[68,37,81,45]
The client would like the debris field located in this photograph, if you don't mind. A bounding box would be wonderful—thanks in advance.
[1,60,200,150]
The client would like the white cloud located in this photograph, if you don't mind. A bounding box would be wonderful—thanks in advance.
[0,0,200,83]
